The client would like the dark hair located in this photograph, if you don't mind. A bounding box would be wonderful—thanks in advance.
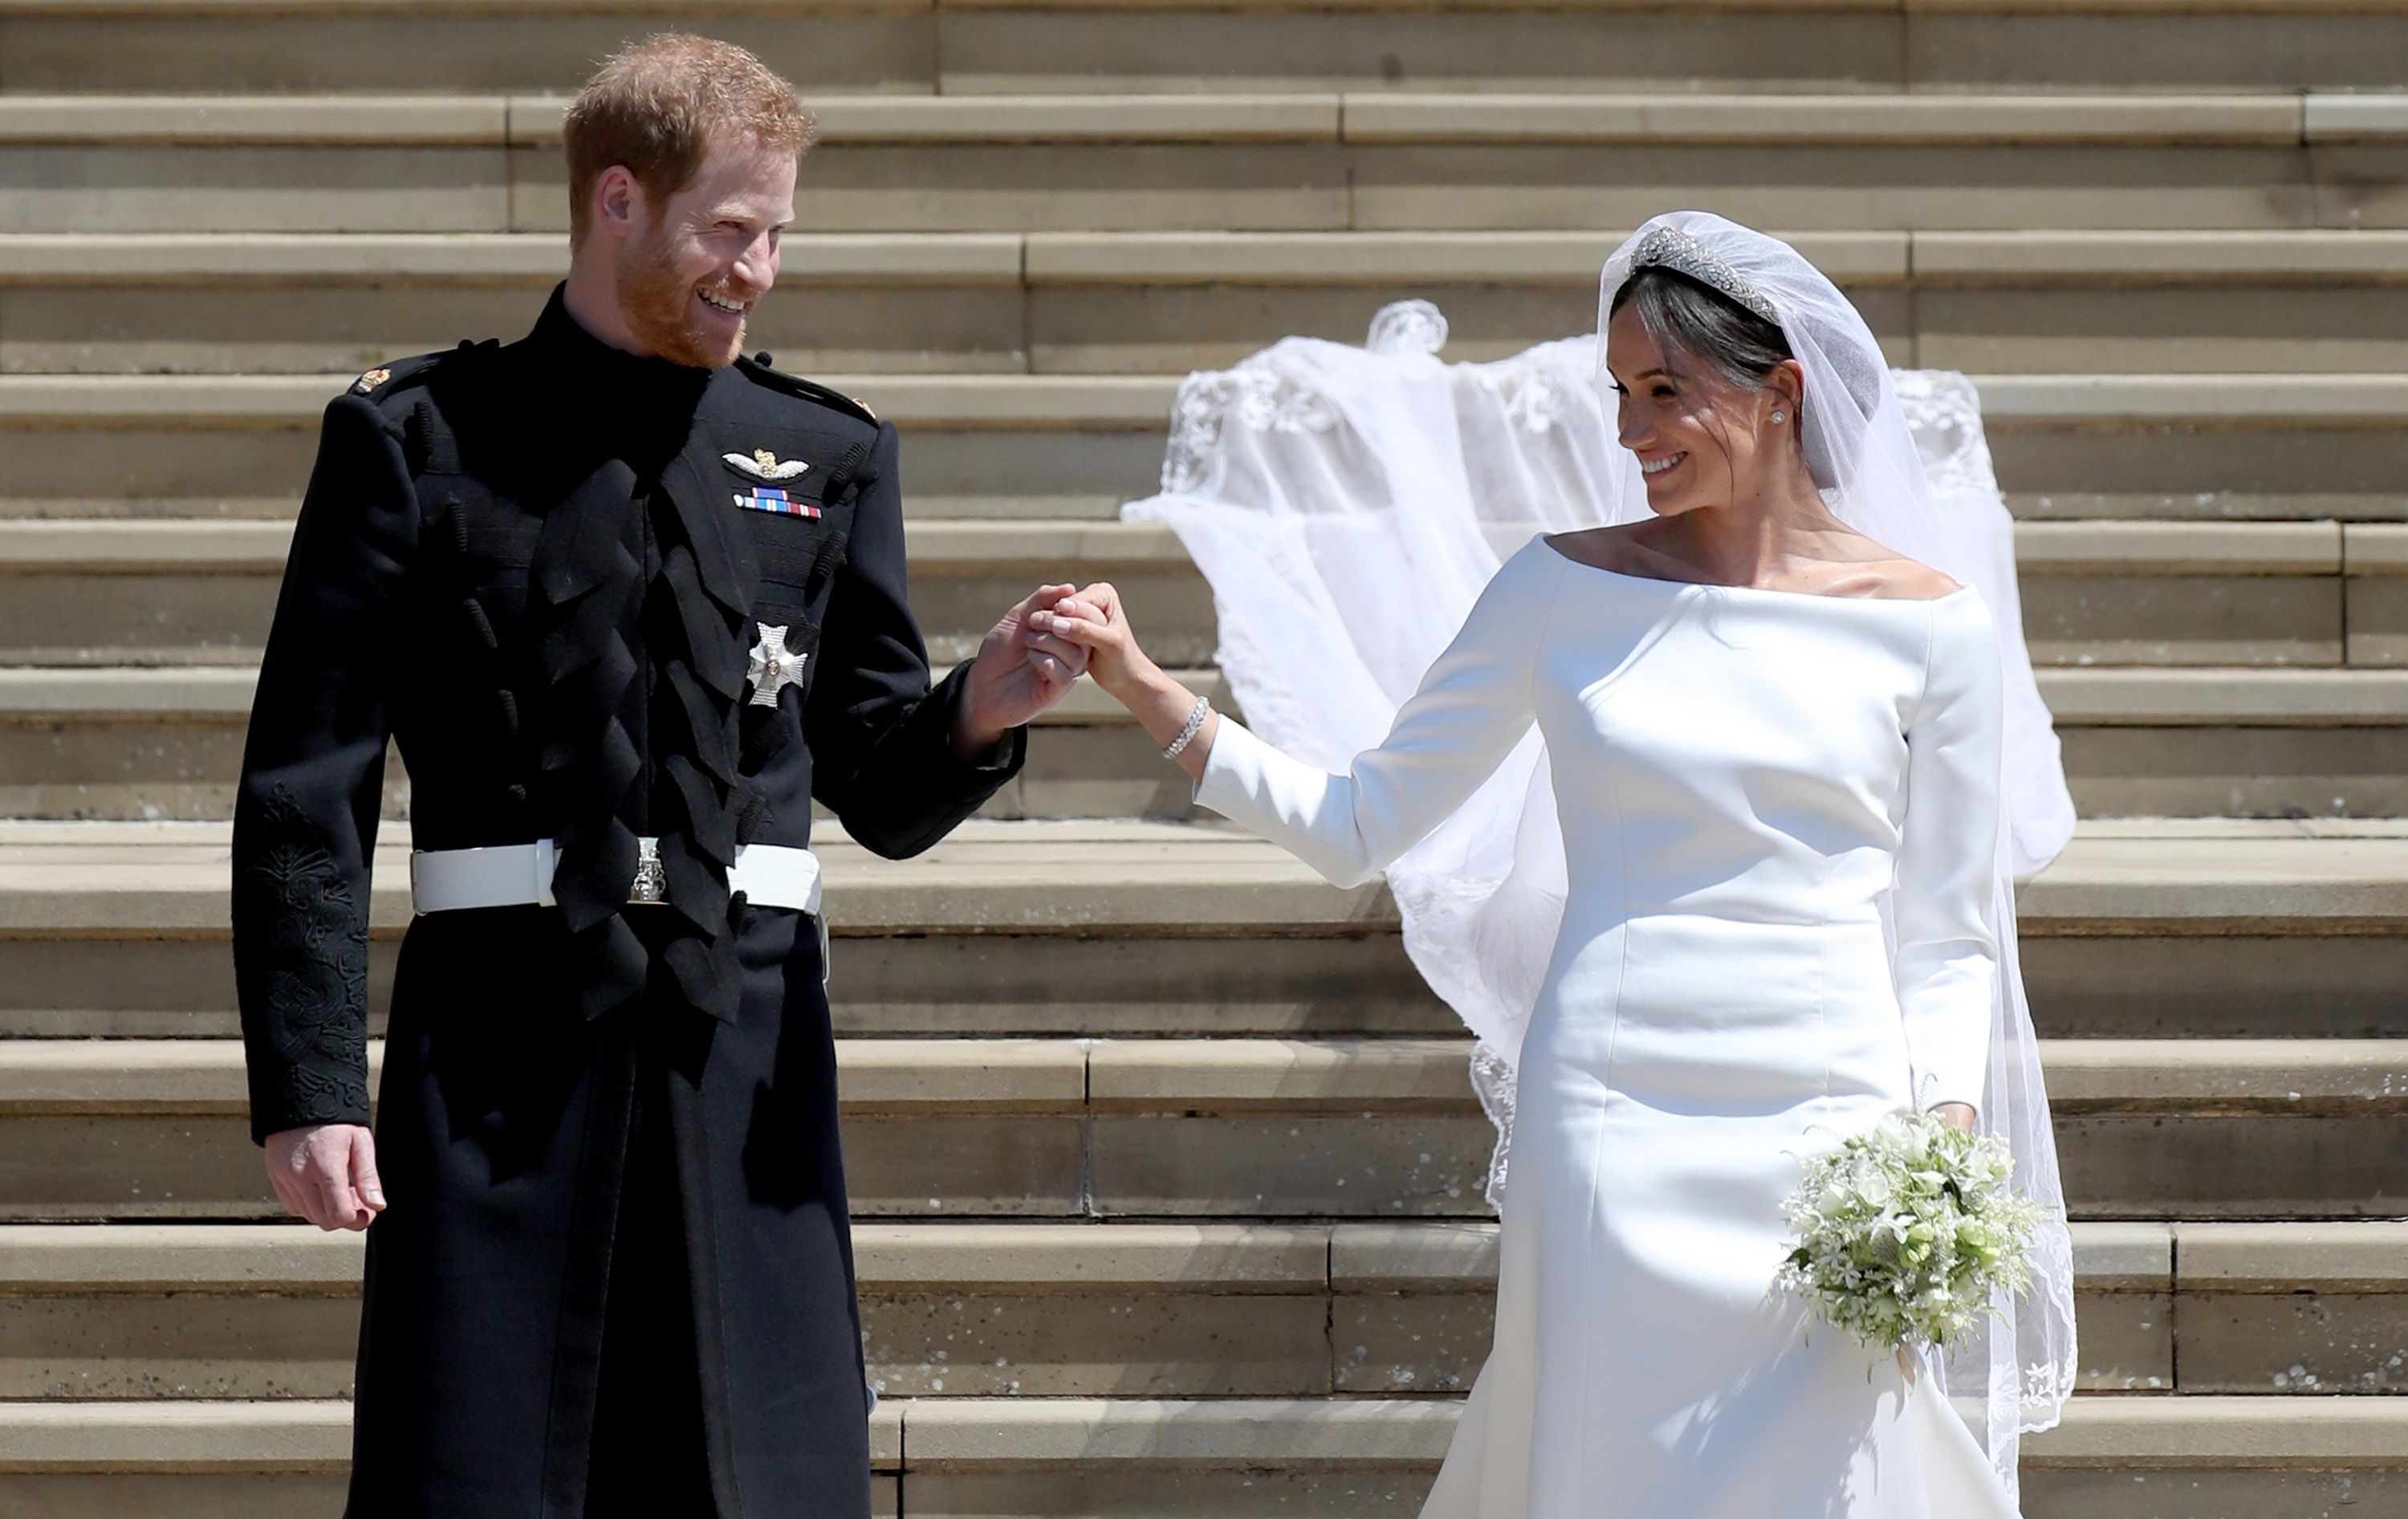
[1606,265,1793,396]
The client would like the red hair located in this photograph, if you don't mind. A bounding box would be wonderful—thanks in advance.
[563,34,815,245]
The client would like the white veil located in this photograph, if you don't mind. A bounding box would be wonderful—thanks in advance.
[1123,212,2076,1493]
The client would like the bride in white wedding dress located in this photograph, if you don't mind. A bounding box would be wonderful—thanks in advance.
[1035,214,2063,1517]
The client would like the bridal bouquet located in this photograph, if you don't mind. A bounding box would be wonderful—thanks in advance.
[1777,1114,2044,1354]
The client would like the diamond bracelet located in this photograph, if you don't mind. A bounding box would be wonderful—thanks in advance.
[1162,695,1212,760]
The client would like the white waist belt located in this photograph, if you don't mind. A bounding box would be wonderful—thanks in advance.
[411,838,822,917]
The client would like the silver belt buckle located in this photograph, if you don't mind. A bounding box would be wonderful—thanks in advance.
[629,837,667,905]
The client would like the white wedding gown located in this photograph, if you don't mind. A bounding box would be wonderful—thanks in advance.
[1196,537,2024,1518]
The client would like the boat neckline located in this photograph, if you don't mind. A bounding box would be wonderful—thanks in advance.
[1540,538,1978,606]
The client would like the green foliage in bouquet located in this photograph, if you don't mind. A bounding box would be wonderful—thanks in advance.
[1777,1113,2044,1354]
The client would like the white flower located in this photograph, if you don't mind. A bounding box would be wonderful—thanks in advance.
[1776,1113,2044,1355]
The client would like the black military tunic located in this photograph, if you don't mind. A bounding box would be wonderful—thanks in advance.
[231,287,1022,1517]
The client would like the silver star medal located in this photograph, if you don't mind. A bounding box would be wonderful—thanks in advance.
[748,623,807,708]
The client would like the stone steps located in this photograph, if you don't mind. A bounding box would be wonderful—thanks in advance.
[12,661,2408,821]
[2,1028,2405,1220]
[8,228,2408,375]
[0,1397,901,1515]
[4,817,2408,1040]
[2,371,2402,523]
[14,815,2408,931]
[0,1220,2128,1398]
[0,516,2382,667]
[2043,668,2408,819]
[2,1218,2398,1399]
[0,5,2389,1515]
[1,1393,2402,1517]
[0,516,1218,668]
[2,91,2401,235]
[7,0,2408,97]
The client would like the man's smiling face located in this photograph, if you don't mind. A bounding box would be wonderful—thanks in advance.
[614,135,795,369]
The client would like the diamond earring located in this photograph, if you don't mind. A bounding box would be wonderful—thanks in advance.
[1770,409,1787,424]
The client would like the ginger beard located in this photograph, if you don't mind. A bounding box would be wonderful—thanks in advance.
[575,135,793,370]
[614,220,751,369]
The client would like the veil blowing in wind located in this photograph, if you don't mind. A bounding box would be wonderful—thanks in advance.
[1125,211,2076,1489]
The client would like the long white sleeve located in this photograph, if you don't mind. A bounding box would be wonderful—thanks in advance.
[1894,591,2007,1114]
[1194,540,1564,889]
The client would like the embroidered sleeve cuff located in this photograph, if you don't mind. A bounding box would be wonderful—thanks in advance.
[247,1065,372,1146]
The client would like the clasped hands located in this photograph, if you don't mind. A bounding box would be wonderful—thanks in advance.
[974,580,1220,780]
[950,581,1098,760]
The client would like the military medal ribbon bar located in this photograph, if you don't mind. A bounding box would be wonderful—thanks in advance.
[734,486,821,519]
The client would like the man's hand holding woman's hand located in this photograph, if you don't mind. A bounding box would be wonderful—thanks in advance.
[1029,582,1148,697]
[1031,584,1223,780]
[953,582,1094,758]
[266,1122,385,1231]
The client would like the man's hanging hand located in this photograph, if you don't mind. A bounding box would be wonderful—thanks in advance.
[266,1122,386,1231]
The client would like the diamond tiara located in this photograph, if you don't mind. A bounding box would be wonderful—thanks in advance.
[1627,226,1781,327]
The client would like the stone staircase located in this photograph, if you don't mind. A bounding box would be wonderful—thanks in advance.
[2,0,2406,1514]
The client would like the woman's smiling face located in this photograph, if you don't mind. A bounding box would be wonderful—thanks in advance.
[1603,299,1798,520]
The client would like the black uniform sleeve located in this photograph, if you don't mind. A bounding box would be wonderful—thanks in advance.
[805,420,1023,858]
[231,394,419,1142]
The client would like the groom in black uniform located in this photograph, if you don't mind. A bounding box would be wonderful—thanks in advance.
[231,34,1082,1516]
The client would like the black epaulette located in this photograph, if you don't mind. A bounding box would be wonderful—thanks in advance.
[346,338,499,416]
[735,352,881,429]
[348,339,502,474]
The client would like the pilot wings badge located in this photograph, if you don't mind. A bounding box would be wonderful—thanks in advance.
[724,449,811,482]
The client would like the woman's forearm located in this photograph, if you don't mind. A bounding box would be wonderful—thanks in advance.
[1114,660,1222,784]
[1031,584,1225,782]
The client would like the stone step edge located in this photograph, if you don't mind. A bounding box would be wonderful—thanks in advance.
[0,1395,2400,1472]
[0,517,2368,576]
[6,372,2403,430]
[6,824,2408,935]
[13,230,2408,286]
[0,91,2388,147]
[0,1395,902,1469]
[17,663,2408,729]
[903,1395,2408,1470]
[5,1219,2396,1295]
[0,1036,2398,1114]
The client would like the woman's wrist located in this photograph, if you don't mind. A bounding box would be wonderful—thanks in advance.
[1125,664,1206,748]
[1108,650,1173,707]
